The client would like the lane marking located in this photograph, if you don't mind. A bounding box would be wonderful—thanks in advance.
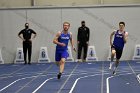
[127,61,140,84]
[57,63,79,93]
[101,61,104,93]
[69,73,110,93]
[106,76,114,93]
[0,64,53,93]
[127,62,137,76]
[106,73,133,93]
[0,66,26,77]
[32,77,55,93]
[0,76,37,92]
[15,64,53,93]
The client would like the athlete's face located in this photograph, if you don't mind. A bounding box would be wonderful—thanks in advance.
[119,24,125,31]
[63,23,70,31]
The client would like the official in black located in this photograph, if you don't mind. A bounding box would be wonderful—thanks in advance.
[77,21,90,62]
[18,23,37,64]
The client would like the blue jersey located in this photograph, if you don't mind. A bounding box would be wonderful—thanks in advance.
[113,30,125,50]
[56,31,71,51]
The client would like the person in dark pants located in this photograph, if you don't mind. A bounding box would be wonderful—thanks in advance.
[18,23,37,64]
[77,21,90,62]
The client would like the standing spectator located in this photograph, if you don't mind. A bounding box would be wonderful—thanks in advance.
[18,23,37,64]
[77,21,90,62]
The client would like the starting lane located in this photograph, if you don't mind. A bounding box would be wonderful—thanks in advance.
[107,73,140,93]
[0,61,140,93]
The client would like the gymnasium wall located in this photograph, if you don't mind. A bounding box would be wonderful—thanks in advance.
[0,5,140,63]
[0,0,140,7]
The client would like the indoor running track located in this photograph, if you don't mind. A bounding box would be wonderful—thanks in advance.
[0,61,140,93]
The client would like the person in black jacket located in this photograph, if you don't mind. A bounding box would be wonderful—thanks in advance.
[18,23,37,64]
[77,21,90,62]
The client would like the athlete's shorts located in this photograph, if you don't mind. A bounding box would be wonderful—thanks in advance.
[55,50,69,61]
[111,45,123,59]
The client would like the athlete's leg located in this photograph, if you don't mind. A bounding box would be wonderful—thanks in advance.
[83,43,88,62]
[109,48,116,69]
[113,49,123,75]
[57,51,68,79]
[113,59,119,75]
[111,49,115,62]
[23,42,28,64]
[28,42,32,64]
[59,58,66,73]
[57,58,65,79]
[77,43,82,62]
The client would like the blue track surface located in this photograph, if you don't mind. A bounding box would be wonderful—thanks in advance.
[0,61,140,93]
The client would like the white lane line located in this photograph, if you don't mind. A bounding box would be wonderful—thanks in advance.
[101,61,104,93]
[127,61,140,84]
[32,77,55,93]
[0,76,37,92]
[57,63,79,93]
[69,78,80,93]
[106,76,114,93]
[127,62,137,76]
[69,73,109,93]
[106,73,133,93]
[15,64,53,93]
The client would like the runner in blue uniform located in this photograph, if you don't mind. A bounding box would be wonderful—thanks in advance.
[53,22,76,79]
[109,22,128,75]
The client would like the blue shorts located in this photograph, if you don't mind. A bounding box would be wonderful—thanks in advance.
[111,45,123,59]
[55,50,69,61]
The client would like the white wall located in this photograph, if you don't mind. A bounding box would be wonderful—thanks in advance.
[0,0,140,7]
[0,6,140,63]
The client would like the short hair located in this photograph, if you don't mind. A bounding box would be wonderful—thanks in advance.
[81,21,85,23]
[63,22,70,26]
[25,23,29,26]
[119,22,125,26]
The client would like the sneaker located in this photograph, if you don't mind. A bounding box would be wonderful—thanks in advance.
[83,59,86,62]
[57,73,62,79]
[109,62,113,70]
[113,70,116,75]
[77,59,82,62]
[24,61,27,65]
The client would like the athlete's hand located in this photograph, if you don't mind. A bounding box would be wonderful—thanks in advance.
[77,41,80,44]
[59,43,66,46]
[22,38,25,41]
[29,39,32,42]
[73,47,76,52]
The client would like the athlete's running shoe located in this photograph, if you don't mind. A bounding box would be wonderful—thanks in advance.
[109,62,113,70]
[113,70,116,75]
[57,73,62,79]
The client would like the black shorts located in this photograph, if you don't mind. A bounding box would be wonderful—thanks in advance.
[111,45,123,59]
